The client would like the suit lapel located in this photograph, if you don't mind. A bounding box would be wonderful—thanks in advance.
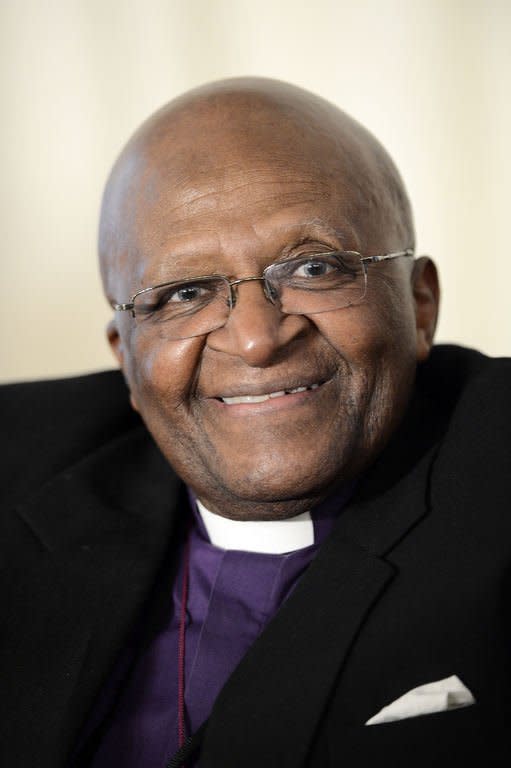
[2,426,183,767]
[201,412,438,767]
[202,534,394,767]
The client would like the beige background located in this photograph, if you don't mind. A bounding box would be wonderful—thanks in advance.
[1,0,510,383]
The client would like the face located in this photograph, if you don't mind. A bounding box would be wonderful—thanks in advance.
[106,118,438,520]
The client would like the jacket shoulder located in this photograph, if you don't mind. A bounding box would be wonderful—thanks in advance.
[425,345,511,499]
[418,344,511,407]
[0,370,140,507]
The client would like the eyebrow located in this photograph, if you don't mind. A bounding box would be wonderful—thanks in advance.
[138,218,352,286]
[280,218,349,246]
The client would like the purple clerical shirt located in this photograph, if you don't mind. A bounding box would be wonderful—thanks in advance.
[86,491,350,767]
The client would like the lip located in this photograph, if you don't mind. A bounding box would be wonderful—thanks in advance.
[203,377,333,416]
[204,376,331,401]
[220,382,321,405]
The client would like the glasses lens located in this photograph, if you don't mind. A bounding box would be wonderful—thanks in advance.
[267,253,367,314]
[133,277,230,339]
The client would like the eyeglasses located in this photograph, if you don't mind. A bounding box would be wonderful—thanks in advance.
[112,248,414,340]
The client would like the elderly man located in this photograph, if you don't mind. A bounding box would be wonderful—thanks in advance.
[1,78,510,767]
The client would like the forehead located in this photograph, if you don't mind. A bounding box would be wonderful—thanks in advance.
[143,155,345,231]
[131,162,361,283]
[103,110,394,291]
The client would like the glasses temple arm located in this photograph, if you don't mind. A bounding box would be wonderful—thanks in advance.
[360,249,415,265]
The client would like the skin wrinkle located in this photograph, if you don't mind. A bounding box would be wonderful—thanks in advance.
[152,181,331,230]
[100,77,439,521]
[127,189,336,300]
[134,218,350,293]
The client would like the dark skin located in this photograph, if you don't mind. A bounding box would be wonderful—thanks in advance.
[100,78,439,521]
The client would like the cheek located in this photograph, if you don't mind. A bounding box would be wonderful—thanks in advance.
[309,305,392,369]
[124,328,204,415]
[317,277,418,367]
[311,294,417,435]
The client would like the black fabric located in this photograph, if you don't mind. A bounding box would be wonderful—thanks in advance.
[1,345,511,766]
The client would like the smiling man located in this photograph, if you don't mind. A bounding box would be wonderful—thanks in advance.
[101,79,434,521]
[1,78,511,767]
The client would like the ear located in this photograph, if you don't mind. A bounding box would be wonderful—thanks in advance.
[107,317,123,366]
[106,318,140,413]
[411,257,440,362]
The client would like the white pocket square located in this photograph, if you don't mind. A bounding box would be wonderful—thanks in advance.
[365,675,475,725]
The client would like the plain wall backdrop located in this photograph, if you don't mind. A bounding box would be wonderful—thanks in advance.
[1,0,510,382]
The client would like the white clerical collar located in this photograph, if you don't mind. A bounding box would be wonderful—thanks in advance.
[196,499,314,554]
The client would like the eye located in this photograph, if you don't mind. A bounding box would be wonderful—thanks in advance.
[134,277,227,319]
[152,280,220,310]
[167,284,208,303]
[287,252,358,279]
[291,258,336,278]
[267,252,361,295]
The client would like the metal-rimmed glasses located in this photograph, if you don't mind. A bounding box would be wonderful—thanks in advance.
[112,248,414,340]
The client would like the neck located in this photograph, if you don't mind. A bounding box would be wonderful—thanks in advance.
[192,494,318,522]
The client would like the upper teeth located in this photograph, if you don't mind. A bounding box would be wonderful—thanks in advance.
[221,383,319,405]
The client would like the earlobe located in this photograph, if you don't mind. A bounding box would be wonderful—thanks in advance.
[107,318,124,367]
[129,392,140,413]
[412,257,440,362]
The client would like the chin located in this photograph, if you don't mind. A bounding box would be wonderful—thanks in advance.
[203,444,353,507]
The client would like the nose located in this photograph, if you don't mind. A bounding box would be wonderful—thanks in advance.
[206,279,310,367]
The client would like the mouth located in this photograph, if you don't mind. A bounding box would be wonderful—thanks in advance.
[219,382,322,405]
[200,375,335,418]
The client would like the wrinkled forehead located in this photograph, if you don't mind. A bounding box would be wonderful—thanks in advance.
[99,89,411,294]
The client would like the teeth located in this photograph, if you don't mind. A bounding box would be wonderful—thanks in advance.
[221,383,321,405]
[222,394,272,404]
[221,391,285,405]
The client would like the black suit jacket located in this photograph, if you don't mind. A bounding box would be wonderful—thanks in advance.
[1,345,511,767]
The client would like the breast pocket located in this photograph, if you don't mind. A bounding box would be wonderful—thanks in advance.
[326,704,507,767]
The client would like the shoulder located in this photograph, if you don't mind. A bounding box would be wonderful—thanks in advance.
[0,370,141,507]
[422,345,511,493]
[420,343,511,412]
[0,368,136,435]
[420,343,511,385]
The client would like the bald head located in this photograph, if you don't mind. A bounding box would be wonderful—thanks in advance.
[99,77,414,299]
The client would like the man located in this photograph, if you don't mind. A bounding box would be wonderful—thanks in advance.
[1,78,510,767]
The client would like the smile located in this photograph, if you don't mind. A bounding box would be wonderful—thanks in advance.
[220,383,321,405]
